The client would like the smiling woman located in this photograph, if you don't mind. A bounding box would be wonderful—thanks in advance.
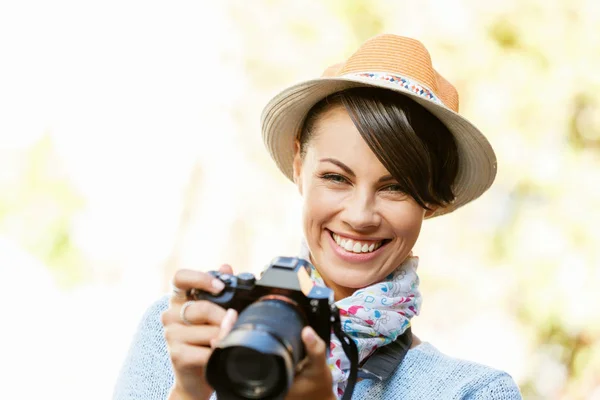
[114,34,522,400]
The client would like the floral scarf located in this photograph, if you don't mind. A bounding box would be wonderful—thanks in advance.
[299,241,422,398]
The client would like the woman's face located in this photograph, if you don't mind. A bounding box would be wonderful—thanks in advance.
[293,106,430,300]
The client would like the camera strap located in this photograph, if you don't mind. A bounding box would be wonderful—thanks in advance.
[357,327,412,381]
[331,305,359,400]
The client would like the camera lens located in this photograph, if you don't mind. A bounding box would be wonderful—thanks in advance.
[226,347,280,398]
[206,299,306,399]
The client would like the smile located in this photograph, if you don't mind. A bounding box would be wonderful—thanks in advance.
[330,231,388,254]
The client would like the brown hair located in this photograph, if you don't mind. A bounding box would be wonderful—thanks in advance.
[298,87,459,210]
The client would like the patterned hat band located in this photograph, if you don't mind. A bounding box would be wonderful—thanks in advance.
[343,72,443,106]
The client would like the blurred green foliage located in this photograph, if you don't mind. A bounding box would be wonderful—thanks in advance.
[0,135,87,288]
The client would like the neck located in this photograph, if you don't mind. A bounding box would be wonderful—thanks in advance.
[322,276,356,301]
[410,333,422,349]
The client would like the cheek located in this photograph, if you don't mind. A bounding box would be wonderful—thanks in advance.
[386,203,425,237]
[301,183,342,227]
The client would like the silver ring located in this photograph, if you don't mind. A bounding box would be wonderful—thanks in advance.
[180,301,195,325]
[171,285,186,300]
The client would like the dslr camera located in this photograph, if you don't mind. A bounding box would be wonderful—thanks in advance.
[187,256,357,400]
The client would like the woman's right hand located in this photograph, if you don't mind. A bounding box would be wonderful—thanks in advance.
[162,265,238,400]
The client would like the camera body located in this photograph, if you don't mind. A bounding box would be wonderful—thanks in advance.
[189,256,335,346]
[188,256,337,400]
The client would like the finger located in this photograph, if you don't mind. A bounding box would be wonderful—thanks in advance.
[218,264,234,275]
[168,342,213,371]
[210,309,238,348]
[219,309,238,337]
[171,269,226,302]
[301,327,328,367]
[162,300,228,326]
[164,324,221,346]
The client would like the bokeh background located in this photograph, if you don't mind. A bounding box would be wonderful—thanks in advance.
[1,0,599,398]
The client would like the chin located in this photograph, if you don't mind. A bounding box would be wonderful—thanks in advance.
[328,265,378,290]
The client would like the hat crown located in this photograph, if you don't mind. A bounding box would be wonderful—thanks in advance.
[322,34,459,112]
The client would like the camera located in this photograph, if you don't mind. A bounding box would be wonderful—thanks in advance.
[187,256,355,400]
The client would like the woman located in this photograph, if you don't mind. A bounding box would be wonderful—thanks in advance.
[114,34,522,399]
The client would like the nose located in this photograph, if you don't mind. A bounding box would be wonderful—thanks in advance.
[340,188,381,231]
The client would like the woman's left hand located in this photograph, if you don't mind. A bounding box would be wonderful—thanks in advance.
[285,327,336,400]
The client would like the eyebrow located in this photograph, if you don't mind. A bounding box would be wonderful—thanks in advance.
[319,158,396,183]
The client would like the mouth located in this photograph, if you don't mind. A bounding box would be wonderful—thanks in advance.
[328,229,391,254]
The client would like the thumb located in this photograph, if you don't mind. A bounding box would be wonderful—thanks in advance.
[211,308,238,349]
[302,327,328,366]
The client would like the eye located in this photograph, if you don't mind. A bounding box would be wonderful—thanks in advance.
[320,173,349,184]
[381,184,405,193]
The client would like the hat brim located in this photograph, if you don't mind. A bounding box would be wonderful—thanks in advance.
[261,76,497,218]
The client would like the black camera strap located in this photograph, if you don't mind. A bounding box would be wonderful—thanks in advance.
[357,327,412,381]
[331,305,358,400]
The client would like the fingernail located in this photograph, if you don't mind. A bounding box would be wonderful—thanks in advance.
[221,309,236,329]
[211,279,225,292]
[304,327,316,345]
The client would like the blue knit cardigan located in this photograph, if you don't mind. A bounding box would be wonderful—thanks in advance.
[114,296,522,399]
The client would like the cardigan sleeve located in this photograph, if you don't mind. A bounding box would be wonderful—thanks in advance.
[113,296,174,400]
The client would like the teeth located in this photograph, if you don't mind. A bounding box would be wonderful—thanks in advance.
[331,232,383,254]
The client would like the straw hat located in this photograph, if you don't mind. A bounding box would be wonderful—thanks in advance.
[261,34,497,217]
